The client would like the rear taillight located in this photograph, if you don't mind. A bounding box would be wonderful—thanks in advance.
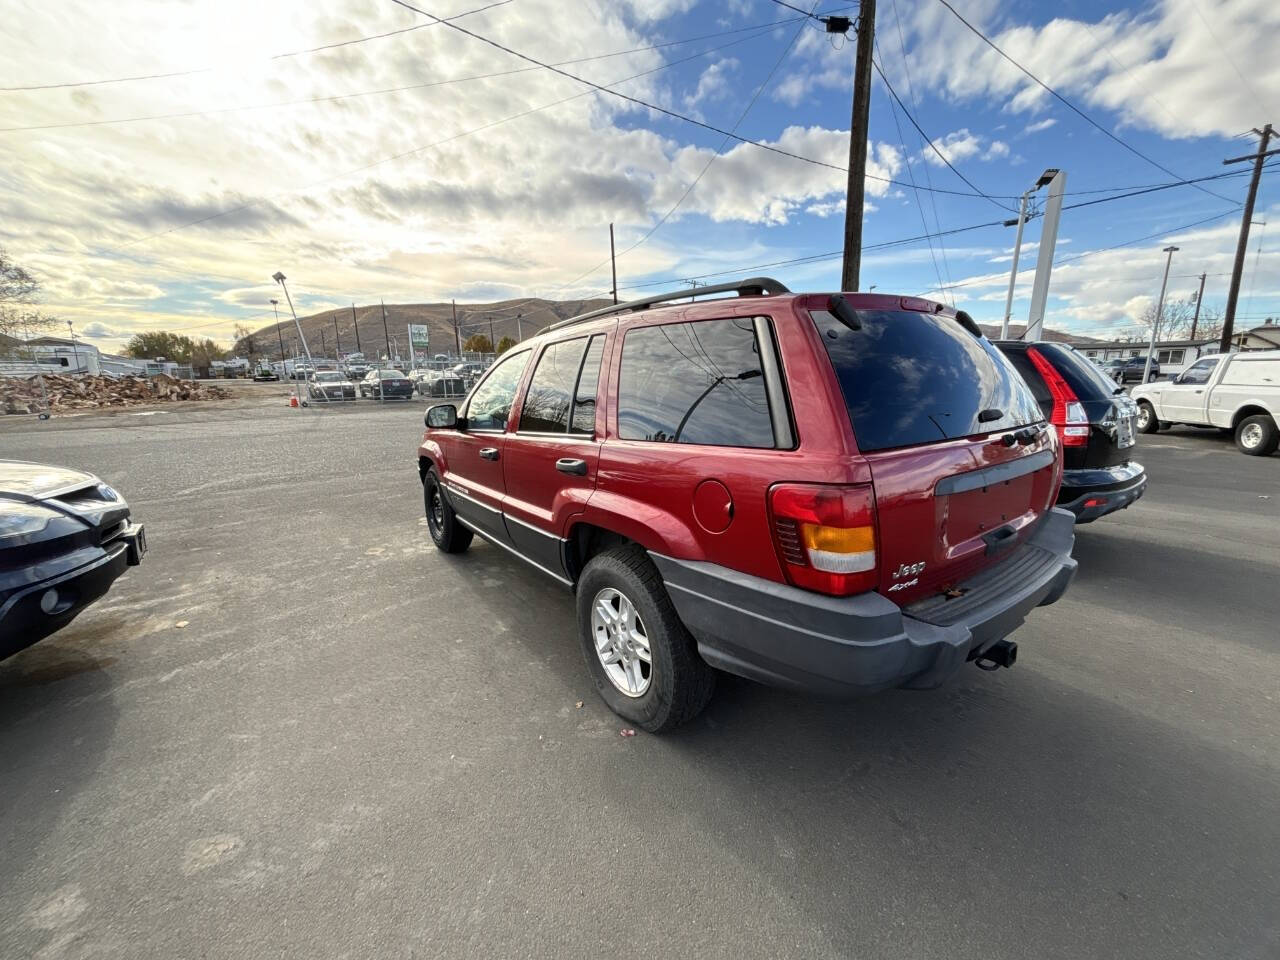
[1027,348,1089,447]
[768,483,877,596]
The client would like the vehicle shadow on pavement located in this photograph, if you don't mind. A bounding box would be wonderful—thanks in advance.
[456,542,1278,958]
[0,640,119,927]
[657,667,1277,958]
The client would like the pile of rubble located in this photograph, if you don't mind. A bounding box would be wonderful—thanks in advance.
[1,374,232,414]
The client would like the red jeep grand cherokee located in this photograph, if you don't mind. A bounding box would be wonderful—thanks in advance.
[418,278,1077,731]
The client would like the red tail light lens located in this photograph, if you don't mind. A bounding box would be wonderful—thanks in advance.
[1027,348,1089,447]
[768,483,878,596]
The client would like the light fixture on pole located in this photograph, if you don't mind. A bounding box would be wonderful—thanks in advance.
[1142,246,1179,385]
[273,272,318,402]
[1001,168,1058,340]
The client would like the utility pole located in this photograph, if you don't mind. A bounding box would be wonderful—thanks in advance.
[488,316,496,353]
[516,313,523,342]
[320,329,327,356]
[351,304,362,354]
[1142,246,1178,384]
[840,0,875,292]
[610,223,618,304]
[380,299,391,362]
[1190,272,1207,340]
[452,299,461,356]
[272,272,316,402]
[271,299,286,366]
[1221,124,1275,353]
[333,315,340,358]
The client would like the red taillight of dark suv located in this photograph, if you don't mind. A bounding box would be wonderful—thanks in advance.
[769,483,878,596]
[417,277,1078,732]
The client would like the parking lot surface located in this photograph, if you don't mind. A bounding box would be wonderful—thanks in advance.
[2,406,1277,959]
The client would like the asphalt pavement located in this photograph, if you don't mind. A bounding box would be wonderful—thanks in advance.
[1,405,1277,959]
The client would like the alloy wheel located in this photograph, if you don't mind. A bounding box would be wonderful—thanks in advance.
[590,587,652,697]
[1241,422,1264,449]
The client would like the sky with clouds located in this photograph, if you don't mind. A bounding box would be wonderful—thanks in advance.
[1,0,1278,352]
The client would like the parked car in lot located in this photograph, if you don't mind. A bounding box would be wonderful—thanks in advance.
[1111,356,1160,383]
[359,369,414,400]
[1132,350,1280,455]
[307,370,357,401]
[417,279,1077,731]
[252,365,279,382]
[996,341,1146,523]
[1,461,146,660]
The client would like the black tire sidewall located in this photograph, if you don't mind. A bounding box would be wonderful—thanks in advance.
[576,553,684,731]
[1236,415,1280,456]
[423,469,471,551]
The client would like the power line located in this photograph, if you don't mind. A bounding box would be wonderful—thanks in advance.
[550,6,813,297]
[872,58,1014,214]
[0,0,513,94]
[383,0,1011,200]
[0,18,798,134]
[875,39,948,305]
[931,0,1238,206]
[106,27,778,252]
[1187,0,1272,115]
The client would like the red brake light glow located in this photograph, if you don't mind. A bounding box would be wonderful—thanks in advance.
[768,483,878,596]
[1027,347,1089,447]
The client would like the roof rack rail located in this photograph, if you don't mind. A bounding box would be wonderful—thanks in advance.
[543,276,791,333]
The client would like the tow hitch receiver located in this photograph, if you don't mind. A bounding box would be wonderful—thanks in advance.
[970,639,1017,672]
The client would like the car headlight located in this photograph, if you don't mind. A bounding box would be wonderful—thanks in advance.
[0,503,58,545]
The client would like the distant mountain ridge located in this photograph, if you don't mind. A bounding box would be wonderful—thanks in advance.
[246,297,612,358]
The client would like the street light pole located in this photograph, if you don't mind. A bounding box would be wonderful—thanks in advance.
[272,272,318,403]
[1143,246,1179,385]
[1001,191,1031,340]
[270,299,286,376]
[66,320,82,375]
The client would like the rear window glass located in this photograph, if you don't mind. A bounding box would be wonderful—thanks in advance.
[812,309,1042,452]
[1037,344,1122,399]
[617,317,774,448]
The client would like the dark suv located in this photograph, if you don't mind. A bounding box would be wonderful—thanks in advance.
[418,279,1077,731]
[996,341,1147,523]
[1114,355,1159,383]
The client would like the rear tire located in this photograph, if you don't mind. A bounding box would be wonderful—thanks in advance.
[1136,401,1160,434]
[1235,415,1279,456]
[576,545,714,733]
[424,469,472,553]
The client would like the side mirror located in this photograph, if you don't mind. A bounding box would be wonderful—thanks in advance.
[425,403,459,429]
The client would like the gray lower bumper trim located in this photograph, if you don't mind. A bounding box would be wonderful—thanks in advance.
[650,507,1077,698]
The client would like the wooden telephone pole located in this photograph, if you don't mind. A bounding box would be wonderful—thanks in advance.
[1221,124,1276,352]
[840,0,875,292]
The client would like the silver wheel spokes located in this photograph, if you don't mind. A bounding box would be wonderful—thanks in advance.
[1241,423,1263,448]
[591,587,652,697]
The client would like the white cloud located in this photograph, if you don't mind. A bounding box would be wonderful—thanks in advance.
[683,58,738,112]
[922,129,1008,166]
[1024,118,1057,134]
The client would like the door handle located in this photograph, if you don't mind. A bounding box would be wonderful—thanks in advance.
[556,458,588,476]
[1194,389,1204,394]
[479,447,500,461]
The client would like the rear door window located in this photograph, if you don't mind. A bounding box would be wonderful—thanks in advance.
[617,317,775,448]
[812,309,1042,452]
[571,335,606,434]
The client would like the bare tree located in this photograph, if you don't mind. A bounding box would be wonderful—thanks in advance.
[0,246,58,345]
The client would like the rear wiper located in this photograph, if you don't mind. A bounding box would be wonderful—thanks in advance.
[978,407,1004,423]
[827,294,862,330]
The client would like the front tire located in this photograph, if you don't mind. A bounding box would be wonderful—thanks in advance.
[424,470,472,553]
[1137,401,1160,434]
[1235,415,1279,456]
[576,545,714,733]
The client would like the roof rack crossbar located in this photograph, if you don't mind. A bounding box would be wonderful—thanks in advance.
[543,276,791,333]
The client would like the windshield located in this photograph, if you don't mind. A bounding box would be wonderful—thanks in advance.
[379,370,404,378]
[314,372,342,382]
[812,309,1043,452]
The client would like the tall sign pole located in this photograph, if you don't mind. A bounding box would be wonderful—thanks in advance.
[1190,273,1207,341]
[1220,123,1275,353]
[840,0,875,292]
[1025,169,1066,341]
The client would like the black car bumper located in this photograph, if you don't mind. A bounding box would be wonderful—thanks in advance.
[650,507,1077,699]
[1057,461,1147,523]
[0,522,145,659]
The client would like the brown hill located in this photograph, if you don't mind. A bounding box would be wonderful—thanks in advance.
[245,298,613,360]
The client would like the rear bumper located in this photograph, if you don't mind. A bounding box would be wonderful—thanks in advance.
[650,507,1077,698]
[0,522,144,659]
[1057,461,1146,523]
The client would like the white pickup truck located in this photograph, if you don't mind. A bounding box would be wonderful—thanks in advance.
[1131,350,1280,455]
